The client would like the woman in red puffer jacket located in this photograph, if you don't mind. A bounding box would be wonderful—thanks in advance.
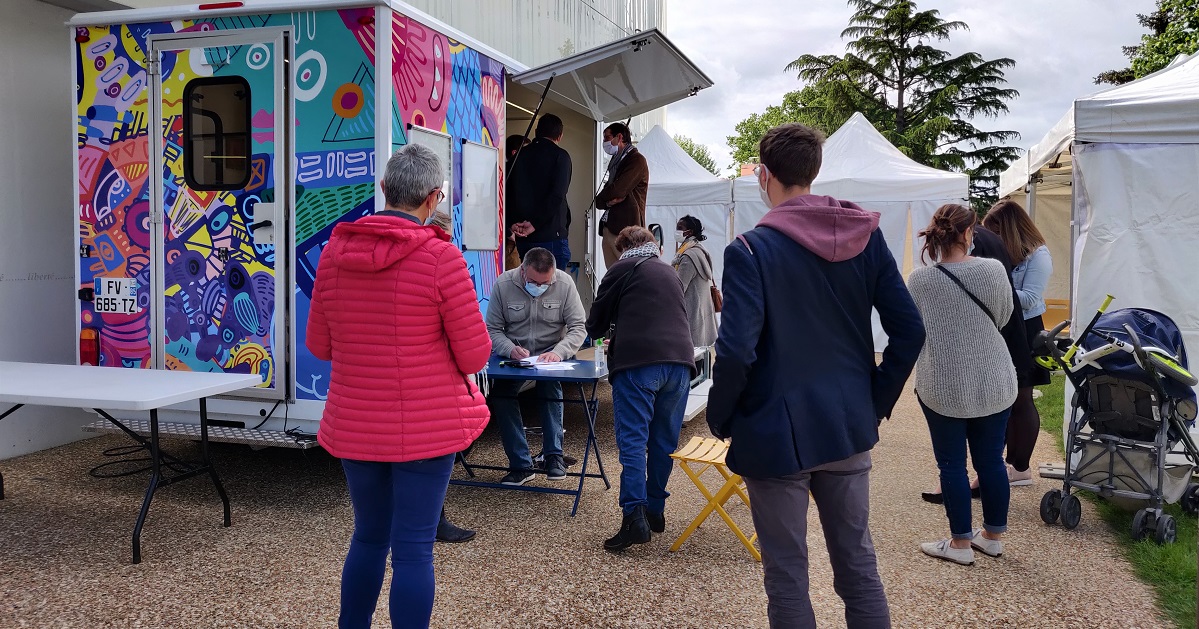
[306,143,491,629]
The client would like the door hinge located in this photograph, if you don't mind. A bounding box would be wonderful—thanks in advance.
[145,57,160,78]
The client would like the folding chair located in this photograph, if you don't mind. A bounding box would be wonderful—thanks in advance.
[669,436,760,561]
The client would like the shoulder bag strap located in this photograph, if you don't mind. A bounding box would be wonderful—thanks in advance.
[935,265,999,329]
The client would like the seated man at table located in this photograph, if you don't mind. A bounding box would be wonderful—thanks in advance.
[485,247,587,485]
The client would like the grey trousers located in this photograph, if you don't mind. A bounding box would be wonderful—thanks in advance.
[744,451,891,629]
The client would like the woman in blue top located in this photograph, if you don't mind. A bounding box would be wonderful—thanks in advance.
[983,200,1052,487]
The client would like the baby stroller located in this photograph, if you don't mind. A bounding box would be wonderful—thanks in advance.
[1033,296,1199,544]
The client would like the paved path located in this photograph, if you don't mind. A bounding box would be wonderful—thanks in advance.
[0,384,1166,627]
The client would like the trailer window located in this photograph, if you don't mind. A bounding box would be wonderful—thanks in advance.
[183,77,252,190]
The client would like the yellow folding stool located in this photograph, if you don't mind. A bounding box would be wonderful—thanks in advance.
[669,436,760,561]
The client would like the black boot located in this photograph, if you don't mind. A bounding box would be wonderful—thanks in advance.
[647,511,665,534]
[603,505,651,552]
[436,509,476,543]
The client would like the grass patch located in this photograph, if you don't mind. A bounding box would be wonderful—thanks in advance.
[1036,374,1197,629]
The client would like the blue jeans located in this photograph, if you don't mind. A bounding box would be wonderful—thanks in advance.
[921,401,1011,539]
[339,455,454,629]
[517,238,570,271]
[611,363,691,515]
[490,379,564,470]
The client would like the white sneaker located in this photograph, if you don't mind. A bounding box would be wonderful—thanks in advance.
[920,539,974,566]
[1007,464,1034,486]
[970,529,1004,557]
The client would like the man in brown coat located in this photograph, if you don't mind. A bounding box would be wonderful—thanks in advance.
[596,122,649,267]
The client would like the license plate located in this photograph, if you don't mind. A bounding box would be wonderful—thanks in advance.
[93,277,140,314]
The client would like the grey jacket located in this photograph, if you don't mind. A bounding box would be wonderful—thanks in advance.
[672,241,718,347]
[486,268,587,359]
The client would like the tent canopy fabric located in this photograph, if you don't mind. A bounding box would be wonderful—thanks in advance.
[793,112,968,202]
[1075,51,1199,144]
[999,51,1199,197]
[637,125,732,206]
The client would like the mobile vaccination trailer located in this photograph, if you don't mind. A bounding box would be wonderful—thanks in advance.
[70,0,712,434]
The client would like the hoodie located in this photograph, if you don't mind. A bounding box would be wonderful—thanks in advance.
[306,214,492,463]
[756,194,880,262]
[707,194,925,479]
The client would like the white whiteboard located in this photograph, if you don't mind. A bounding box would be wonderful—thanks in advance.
[406,125,452,217]
[461,140,500,251]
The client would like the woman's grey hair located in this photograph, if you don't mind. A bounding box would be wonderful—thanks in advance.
[383,144,442,209]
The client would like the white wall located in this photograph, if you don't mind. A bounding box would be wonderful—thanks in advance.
[0,0,96,461]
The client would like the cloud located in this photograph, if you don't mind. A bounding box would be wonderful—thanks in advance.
[665,0,1157,175]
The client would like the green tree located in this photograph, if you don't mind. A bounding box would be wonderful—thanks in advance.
[1096,0,1199,85]
[726,83,859,166]
[673,134,721,175]
[728,0,1020,209]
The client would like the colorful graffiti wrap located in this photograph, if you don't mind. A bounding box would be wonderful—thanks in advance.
[76,9,504,402]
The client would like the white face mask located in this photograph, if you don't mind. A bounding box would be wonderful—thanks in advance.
[675,230,688,244]
[759,181,773,209]
[757,165,773,209]
[602,140,619,156]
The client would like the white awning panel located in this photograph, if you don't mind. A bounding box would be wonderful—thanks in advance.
[513,28,713,122]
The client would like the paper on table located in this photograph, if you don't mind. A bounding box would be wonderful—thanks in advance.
[531,362,576,371]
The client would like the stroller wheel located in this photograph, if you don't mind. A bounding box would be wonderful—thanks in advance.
[1040,490,1062,524]
[1131,508,1154,541]
[1182,484,1199,516]
[1154,514,1177,544]
[1060,494,1082,530]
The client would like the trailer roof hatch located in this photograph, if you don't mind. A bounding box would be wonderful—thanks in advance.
[512,28,713,122]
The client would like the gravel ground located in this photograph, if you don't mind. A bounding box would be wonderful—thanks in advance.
[0,383,1168,628]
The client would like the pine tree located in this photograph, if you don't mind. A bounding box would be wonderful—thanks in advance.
[730,0,1020,209]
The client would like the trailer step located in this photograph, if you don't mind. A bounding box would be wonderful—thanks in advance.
[83,419,320,450]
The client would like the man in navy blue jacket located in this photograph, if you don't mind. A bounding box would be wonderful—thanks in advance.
[708,123,924,629]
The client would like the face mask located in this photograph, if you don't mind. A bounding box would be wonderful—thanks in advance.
[525,282,548,298]
[602,141,619,156]
[759,181,773,209]
[967,237,975,255]
[675,230,688,244]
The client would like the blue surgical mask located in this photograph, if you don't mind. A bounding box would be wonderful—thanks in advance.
[525,282,548,298]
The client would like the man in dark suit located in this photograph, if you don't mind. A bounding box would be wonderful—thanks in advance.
[506,114,572,270]
[596,122,649,268]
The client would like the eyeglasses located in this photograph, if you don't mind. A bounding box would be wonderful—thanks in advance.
[520,268,552,286]
[429,188,445,203]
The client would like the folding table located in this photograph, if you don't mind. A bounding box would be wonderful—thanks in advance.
[0,362,260,563]
[451,355,610,516]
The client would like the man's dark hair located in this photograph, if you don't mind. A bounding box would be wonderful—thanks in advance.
[535,114,564,140]
[523,247,556,273]
[604,122,632,145]
[759,123,825,188]
[506,134,528,158]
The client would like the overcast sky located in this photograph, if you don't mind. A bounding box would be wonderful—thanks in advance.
[663,0,1158,174]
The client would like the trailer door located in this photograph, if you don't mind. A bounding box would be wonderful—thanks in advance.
[148,30,289,399]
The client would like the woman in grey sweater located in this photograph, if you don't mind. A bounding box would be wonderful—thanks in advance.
[671,215,718,347]
[909,204,1017,566]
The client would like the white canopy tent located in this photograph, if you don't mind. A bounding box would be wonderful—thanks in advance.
[1071,50,1199,354]
[999,51,1199,446]
[998,51,1199,339]
[595,125,733,283]
[732,112,969,351]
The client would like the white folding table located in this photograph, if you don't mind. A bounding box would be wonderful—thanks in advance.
[0,362,261,563]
